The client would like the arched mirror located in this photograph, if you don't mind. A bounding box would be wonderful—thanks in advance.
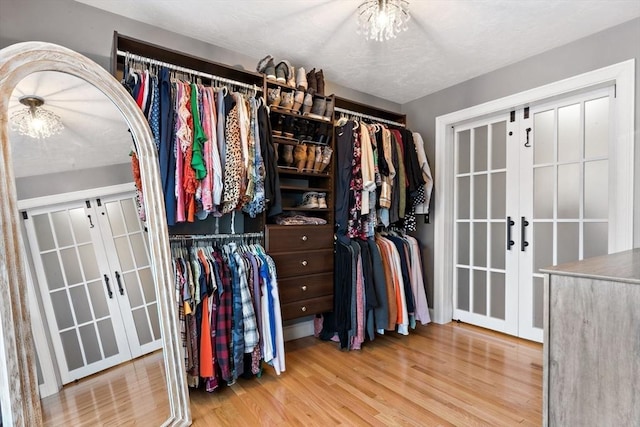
[0,42,191,426]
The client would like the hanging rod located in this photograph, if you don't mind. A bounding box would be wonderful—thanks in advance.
[168,232,263,241]
[117,50,262,92]
[333,107,406,128]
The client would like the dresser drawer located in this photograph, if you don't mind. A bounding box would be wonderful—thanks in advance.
[278,272,333,304]
[266,224,334,252]
[281,295,334,321]
[271,249,333,277]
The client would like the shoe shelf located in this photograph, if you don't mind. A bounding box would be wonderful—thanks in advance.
[272,135,329,147]
[280,185,331,193]
[276,167,331,177]
[269,106,332,124]
[281,207,331,212]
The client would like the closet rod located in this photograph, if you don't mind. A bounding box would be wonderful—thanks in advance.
[169,232,263,241]
[117,50,262,92]
[334,107,406,128]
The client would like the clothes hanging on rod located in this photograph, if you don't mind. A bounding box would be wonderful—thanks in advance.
[171,237,284,391]
[122,54,281,225]
[319,231,430,350]
[334,119,432,238]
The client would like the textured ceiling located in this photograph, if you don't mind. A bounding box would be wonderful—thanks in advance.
[9,71,132,178]
[75,0,640,104]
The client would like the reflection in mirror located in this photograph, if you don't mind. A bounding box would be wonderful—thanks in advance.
[9,70,169,424]
[0,42,190,426]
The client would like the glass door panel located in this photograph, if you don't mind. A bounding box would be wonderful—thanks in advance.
[25,203,131,384]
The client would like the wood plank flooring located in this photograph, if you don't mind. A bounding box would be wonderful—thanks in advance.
[42,322,542,426]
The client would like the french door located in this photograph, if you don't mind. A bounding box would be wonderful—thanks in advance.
[453,87,615,342]
[24,193,162,384]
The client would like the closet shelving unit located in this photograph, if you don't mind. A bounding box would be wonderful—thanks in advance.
[111,32,266,237]
[263,77,336,321]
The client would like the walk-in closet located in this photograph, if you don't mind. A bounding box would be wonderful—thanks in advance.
[1,2,639,426]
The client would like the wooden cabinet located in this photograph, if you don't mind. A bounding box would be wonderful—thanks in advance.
[541,249,640,427]
[266,225,334,321]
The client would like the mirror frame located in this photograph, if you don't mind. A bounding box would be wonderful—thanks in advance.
[0,42,191,426]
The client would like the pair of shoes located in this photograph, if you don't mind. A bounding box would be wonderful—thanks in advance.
[294,143,307,172]
[301,93,313,115]
[279,144,294,167]
[298,192,328,209]
[308,97,326,119]
[306,68,325,96]
[280,91,295,110]
[267,86,281,107]
[320,146,333,172]
[304,144,316,171]
[313,145,323,172]
[292,90,305,113]
[258,55,293,84]
[296,67,307,91]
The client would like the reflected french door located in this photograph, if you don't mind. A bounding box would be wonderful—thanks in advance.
[25,193,162,384]
[453,87,615,342]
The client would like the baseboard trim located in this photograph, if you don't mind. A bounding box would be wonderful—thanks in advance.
[283,319,314,342]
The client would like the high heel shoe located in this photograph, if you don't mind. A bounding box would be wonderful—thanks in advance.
[294,144,308,172]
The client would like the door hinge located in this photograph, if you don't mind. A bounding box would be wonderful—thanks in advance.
[21,211,28,220]
[510,111,515,122]
[96,198,102,207]
[524,107,530,119]
[85,200,91,208]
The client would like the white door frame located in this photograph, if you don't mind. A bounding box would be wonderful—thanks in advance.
[433,59,635,325]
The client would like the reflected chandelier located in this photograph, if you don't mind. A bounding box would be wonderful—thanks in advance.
[357,0,410,42]
[10,96,64,139]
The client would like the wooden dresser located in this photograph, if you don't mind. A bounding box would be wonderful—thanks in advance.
[541,249,640,427]
[265,224,334,320]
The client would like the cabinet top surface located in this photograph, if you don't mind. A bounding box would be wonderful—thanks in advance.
[541,248,640,285]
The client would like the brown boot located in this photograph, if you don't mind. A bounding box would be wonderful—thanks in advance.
[304,144,316,171]
[306,68,317,94]
[316,69,325,96]
[294,144,307,172]
[280,144,294,167]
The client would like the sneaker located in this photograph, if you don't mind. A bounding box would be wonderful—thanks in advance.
[296,67,308,91]
[298,192,319,209]
[317,192,328,209]
[264,58,276,80]
[256,55,273,73]
[275,60,292,84]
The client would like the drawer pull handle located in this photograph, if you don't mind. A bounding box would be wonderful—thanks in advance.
[301,260,308,266]
[301,285,307,291]
[301,235,308,241]
[301,306,307,312]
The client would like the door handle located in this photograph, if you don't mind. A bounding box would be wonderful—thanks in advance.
[507,216,515,250]
[115,271,125,296]
[103,274,113,299]
[521,216,530,251]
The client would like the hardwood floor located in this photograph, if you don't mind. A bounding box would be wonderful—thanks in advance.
[42,322,542,426]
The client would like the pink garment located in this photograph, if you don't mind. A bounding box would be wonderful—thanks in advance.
[200,88,214,212]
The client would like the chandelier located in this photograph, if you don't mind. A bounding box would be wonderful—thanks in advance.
[357,0,411,42]
[10,96,64,139]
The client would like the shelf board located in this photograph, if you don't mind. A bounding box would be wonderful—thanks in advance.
[277,167,331,177]
[282,207,331,212]
[280,185,332,192]
[270,106,332,125]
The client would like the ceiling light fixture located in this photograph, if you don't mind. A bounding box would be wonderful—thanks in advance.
[357,0,410,42]
[10,96,64,139]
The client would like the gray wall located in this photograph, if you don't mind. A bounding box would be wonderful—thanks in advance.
[0,0,399,113]
[402,18,640,307]
[15,163,133,200]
